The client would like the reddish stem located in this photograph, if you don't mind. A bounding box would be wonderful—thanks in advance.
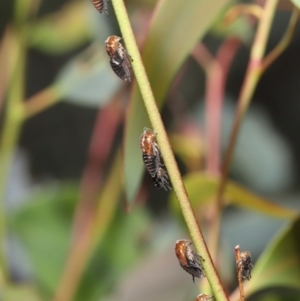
[192,38,241,175]
[54,92,124,301]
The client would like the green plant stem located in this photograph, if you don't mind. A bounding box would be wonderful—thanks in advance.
[261,6,299,72]
[53,150,122,301]
[0,29,26,277]
[22,85,62,119]
[214,0,279,248]
[112,1,229,300]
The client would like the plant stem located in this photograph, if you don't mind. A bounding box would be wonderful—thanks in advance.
[235,245,245,301]
[22,85,62,119]
[53,150,122,301]
[0,28,26,277]
[215,0,279,227]
[192,43,222,175]
[261,6,299,72]
[112,0,229,300]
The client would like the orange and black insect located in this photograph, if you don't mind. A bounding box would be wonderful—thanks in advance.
[90,0,110,16]
[105,35,133,82]
[196,294,214,301]
[175,239,205,283]
[237,251,253,280]
[140,127,171,191]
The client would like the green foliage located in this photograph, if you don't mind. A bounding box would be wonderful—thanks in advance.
[8,184,78,295]
[1,0,300,300]
[4,284,42,301]
[170,172,297,219]
[75,207,151,301]
[28,2,104,55]
[245,217,300,298]
[55,47,122,107]
[8,184,151,301]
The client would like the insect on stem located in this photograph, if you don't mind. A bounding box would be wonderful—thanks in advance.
[175,239,205,283]
[90,0,110,16]
[140,127,171,191]
[196,294,214,301]
[105,35,133,82]
[235,245,253,301]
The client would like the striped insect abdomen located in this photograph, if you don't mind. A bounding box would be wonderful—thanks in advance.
[90,0,109,15]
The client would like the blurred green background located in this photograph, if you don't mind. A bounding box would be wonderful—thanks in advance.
[1,0,300,301]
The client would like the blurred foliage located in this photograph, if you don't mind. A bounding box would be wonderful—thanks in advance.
[247,216,300,295]
[170,172,297,220]
[228,216,300,301]
[1,0,300,301]
[290,0,300,9]
[8,184,151,300]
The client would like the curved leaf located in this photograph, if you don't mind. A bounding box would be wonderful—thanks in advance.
[170,172,297,219]
[55,46,122,108]
[231,216,300,300]
[290,0,300,9]
[124,0,232,203]
[28,2,109,55]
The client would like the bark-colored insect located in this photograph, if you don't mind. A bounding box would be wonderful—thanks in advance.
[140,128,171,191]
[196,294,213,301]
[175,239,205,283]
[90,0,109,15]
[238,251,253,280]
[105,35,133,82]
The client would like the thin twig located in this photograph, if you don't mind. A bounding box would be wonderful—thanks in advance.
[235,245,245,301]
[261,6,299,72]
[22,85,62,119]
[194,39,241,263]
[215,0,279,225]
[223,4,263,24]
[112,0,229,300]
[52,150,123,301]
[0,27,26,278]
[52,92,124,301]
[192,43,222,175]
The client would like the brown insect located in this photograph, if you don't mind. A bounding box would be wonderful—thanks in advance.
[105,35,133,82]
[153,166,171,190]
[175,239,205,283]
[140,127,171,191]
[90,0,110,16]
[196,294,214,301]
[237,251,253,280]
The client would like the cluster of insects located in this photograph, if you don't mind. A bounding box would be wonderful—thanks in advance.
[90,1,133,81]
[237,251,253,281]
[105,35,133,82]
[90,0,110,16]
[175,239,206,283]
[140,127,171,191]
[90,3,254,299]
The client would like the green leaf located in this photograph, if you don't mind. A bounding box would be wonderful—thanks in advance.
[28,2,109,55]
[74,208,151,301]
[4,285,42,301]
[169,172,297,219]
[242,217,300,298]
[8,184,78,295]
[55,47,122,108]
[289,0,300,9]
[8,183,151,301]
[124,0,233,203]
[211,15,254,44]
